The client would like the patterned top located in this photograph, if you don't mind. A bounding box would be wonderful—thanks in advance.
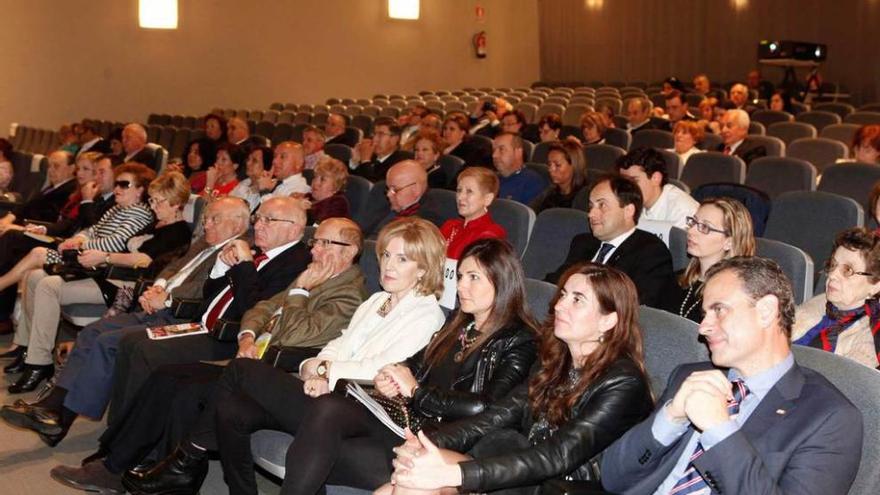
[82,202,155,252]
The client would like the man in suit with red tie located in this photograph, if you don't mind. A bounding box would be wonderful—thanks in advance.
[1,197,311,446]
[716,109,766,167]
[601,257,862,495]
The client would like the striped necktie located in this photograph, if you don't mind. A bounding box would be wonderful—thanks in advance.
[203,253,269,330]
[668,380,749,495]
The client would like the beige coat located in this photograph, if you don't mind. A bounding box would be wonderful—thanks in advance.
[793,294,879,369]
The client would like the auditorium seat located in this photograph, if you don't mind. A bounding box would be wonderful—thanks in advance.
[746,134,785,157]
[536,103,565,121]
[699,132,723,151]
[679,152,745,189]
[844,111,880,126]
[653,148,681,180]
[350,115,374,138]
[525,162,550,185]
[796,110,842,132]
[820,123,861,147]
[630,129,674,150]
[524,278,557,321]
[168,128,191,160]
[751,110,794,128]
[748,121,766,135]
[745,157,816,199]
[437,154,464,189]
[530,142,552,165]
[692,183,770,236]
[602,128,631,151]
[324,143,353,164]
[813,101,856,119]
[817,162,880,206]
[756,237,814,304]
[668,226,688,272]
[767,121,816,146]
[343,175,371,222]
[293,112,312,125]
[522,208,588,280]
[488,198,535,258]
[764,191,863,272]
[787,137,849,174]
[584,143,626,172]
[271,123,294,144]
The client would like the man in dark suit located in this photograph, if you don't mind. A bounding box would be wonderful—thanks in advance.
[716,109,766,167]
[350,116,410,181]
[0,197,310,446]
[76,121,112,157]
[546,175,674,309]
[665,90,697,124]
[0,150,77,230]
[627,96,671,134]
[357,160,445,238]
[601,257,862,495]
[729,82,759,114]
[116,123,156,166]
[324,113,358,147]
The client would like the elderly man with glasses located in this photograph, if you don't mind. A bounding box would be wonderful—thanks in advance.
[1,197,311,448]
[357,160,445,238]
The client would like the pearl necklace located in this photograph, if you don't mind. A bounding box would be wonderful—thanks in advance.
[679,283,702,318]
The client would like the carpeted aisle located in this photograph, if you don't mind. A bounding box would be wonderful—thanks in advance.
[0,332,280,494]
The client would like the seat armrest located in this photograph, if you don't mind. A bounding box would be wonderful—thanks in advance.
[169,298,202,320]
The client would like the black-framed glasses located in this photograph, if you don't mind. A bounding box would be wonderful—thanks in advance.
[685,216,728,235]
[307,238,352,248]
[386,182,417,195]
[824,260,874,279]
[250,214,297,225]
[114,180,135,189]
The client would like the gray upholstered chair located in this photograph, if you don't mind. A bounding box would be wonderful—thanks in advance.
[679,152,746,189]
[522,208,589,280]
[489,198,536,258]
[786,137,849,174]
[756,238,814,304]
[817,162,880,206]
[745,156,816,199]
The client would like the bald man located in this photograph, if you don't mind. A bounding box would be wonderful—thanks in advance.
[255,141,311,204]
[357,159,444,237]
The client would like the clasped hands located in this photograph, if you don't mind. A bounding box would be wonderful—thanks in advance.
[138,285,168,314]
[384,429,465,491]
[665,370,735,432]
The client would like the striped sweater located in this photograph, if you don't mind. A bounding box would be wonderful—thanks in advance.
[82,202,155,252]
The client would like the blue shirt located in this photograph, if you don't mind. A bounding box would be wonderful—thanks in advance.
[498,167,546,205]
[650,353,796,495]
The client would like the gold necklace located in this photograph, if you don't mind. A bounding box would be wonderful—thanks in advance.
[454,321,480,363]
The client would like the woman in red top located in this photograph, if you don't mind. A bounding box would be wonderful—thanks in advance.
[202,142,241,199]
[438,167,506,308]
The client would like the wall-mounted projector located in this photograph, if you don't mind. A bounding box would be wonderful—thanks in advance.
[759,40,827,62]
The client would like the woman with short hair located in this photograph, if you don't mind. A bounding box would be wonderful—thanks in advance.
[580,111,610,145]
[413,129,448,189]
[672,120,706,167]
[302,157,351,225]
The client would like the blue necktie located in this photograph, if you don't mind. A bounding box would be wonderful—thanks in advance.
[595,242,614,264]
[668,380,749,494]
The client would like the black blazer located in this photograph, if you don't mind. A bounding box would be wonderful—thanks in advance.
[326,133,358,148]
[114,148,156,167]
[431,358,653,492]
[630,118,672,134]
[77,138,112,156]
[449,138,493,169]
[198,240,312,322]
[14,179,78,223]
[715,138,767,166]
[601,361,863,495]
[546,229,675,309]
[353,149,410,182]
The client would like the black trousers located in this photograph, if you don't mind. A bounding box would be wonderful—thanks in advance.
[0,231,43,319]
[100,363,223,473]
[107,331,236,424]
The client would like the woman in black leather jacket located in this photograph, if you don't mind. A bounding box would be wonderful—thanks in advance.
[274,238,538,495]
[387,262,654,495]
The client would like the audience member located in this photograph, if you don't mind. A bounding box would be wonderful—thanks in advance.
[698,96,722,134]
[202,142,242,198]
[530,138,588,212]
[717,109,766,166]
[401,112,442,152]
[663,198,755,322]
[538,113,562,142]
[0,150,77,233]
[300,157,350,225]
[793,228,880,368]
[500,109,526,136]
[616,147,698,230]
[412,129,448,189]
[58,124,79,155]
[850,124,880,164]
[181,138,217,193]
[602,256,863,495]
[769,89,796,114]
[351,116,408,181]
[442,113,493,169]
[255,141,310,202]
[123,217,447,495]
[546,175,675,308]
[747,68,775,101]
[469,98,512,137]
[226,117,250,146]
[693,73,712,97]
[672,120,706,166]
[0,138,12,194]
[118,124,154,165]
[229,145,273,211]
[75,120,112,156]
[302,125,327,170]
[358,160,442,238]
[0,197,311,445]
[626,96,670,133]
[400,106,429,145]
[47,218,368,494]
[385,262,652,495]
[662,76,686,95]
[203,114,228,143]
[324,113,356,147]
[108,128,124,159]
[438,167,506,308]
[595,101,617,125]
[493,132,546,204]
[728,83,758,114]
[580,111,610,145]
[664,90,696,124]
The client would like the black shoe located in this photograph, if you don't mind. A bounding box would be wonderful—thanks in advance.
[81,447,109,466]
[8,364,54,394]
[0,401,64,435]
[3,351,27,374]
[121,444,208,495]
[0,345,24,359]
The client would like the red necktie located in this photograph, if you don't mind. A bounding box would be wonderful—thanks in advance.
[723,146,732,155]
[204,253,268,330]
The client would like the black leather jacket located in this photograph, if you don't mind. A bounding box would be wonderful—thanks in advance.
[404,321,537,422]
[429,358,653,493]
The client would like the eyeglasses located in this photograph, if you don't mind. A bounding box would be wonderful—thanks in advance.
[307,238,352,248]
[250,214,297,225]
[824,260,873,279]
[114,180,135,189]
[373,131,394,138]
[386,182,417,195]
[685,216,728,235]
[148,196,168,206]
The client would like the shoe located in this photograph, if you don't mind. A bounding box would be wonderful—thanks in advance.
[8,364,54,394]
[50,460,125,494]
[0,401,64,436]
[81,447,109,466]
[0,320,12,335]
[121,444,208,495]
[0,345,24,359]
[3,351,27,374]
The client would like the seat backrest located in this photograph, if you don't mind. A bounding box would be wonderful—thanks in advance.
[522,208,589,279]
[168,127,191,160]
[525,162,550,185]
[746,134,785,158]
[751,109,794,128]
[817,162,880,207]
[324,143,353,164]
[514,103,539,123]
[813,102,856,119]
[790,345,880,495]
[820,123,861,148]
[254,121,275,144]
[748,121,766,135]
[358,239,381,295]
[639,306,708,394]
[438,154,464,189]
[630,129,674,150]
[767,121,817,146]
[343,175,372,222]
[603,127,631,150]
[787,137,849,173]
[562,104,591,126]
[844,111,880,126]
[584,143,626,172]
[756,237,814,304]
[423,188,458,228]
[143,143,167,171]
[679,152,746,189]
[796,110,842,132]
[271,123,294,144]
[537,103,565,121]
[654,148,681,180]
[764,191,864,270]
[524,278,557,322]
[489,198,536,258]
[699,132,723,151]
[692,182,771,236]
[351,115,374,137]
[531,142,553,165]
[745,156,816,199]
[668,226,689,273]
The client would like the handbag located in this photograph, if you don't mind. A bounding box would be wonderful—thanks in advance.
[364,388,427,433]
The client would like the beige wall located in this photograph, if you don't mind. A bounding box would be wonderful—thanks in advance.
[538,0,880,104]
[0,0,540,133]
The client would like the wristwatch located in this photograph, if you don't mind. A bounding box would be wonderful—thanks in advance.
[315,360,329,380]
